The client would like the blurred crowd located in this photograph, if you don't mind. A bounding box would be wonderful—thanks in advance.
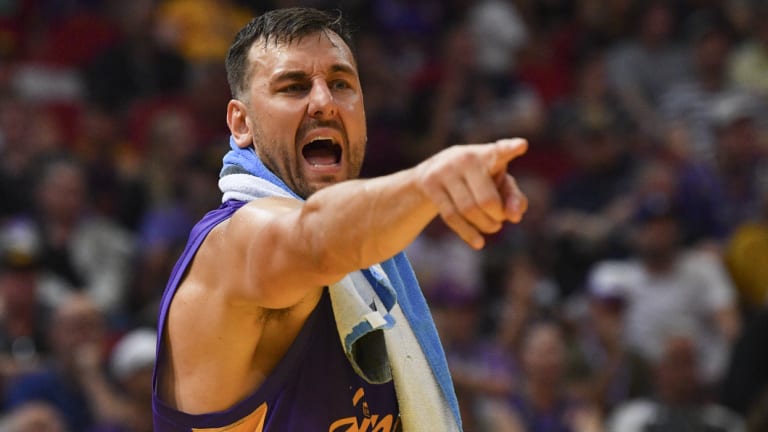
[0,0,766,431]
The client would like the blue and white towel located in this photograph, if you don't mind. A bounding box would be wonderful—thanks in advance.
[219,137,462,431]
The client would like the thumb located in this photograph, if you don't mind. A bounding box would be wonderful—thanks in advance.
[488,138,528,174]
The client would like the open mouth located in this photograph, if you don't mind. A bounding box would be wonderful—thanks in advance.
[301,137,342,167]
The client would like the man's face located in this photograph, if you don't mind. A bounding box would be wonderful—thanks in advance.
[239,31,366,198]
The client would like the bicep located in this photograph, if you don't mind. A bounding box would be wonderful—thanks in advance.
[205,198,345,309]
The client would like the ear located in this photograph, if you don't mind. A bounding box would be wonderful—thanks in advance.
[227,99,253,148]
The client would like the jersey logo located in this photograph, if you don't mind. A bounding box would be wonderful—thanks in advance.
[328,388,399,432]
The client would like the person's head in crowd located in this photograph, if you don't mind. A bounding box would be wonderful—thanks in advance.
[34,155,88,226]
[588,286,627,350]
[109,0,157,42]
[109,328,157,432]
[587,263,631,345]
[572,46,610,101]
[652,331,700,405]
[0,220,46,361]
[565,111,624,173]
[48,294,106,373]
[631,195,681,270]
[634,159,676,203]
[0,220,41,309]
[635,0,676,46]
[147,108,197,167]
[76,105,122,155]
[1,401,68,432]
[687,9,731,84]
[110,328,156,402]
[145,108,199,205]
[107,328,157,432]
[711,93,760,170]
[520,320,567,390]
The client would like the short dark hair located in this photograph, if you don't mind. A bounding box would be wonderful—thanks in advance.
[225,8,353,99]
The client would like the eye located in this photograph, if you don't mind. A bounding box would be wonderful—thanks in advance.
[280,83,310,93]
[331,80,352,91]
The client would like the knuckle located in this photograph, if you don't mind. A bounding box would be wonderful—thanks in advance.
[442,209,461,225]
[455,151,478,166]
[478,195,500,212]
[420,175,438,192]
[457,200,476,216]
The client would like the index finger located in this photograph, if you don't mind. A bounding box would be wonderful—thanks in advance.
[488,138,528,174]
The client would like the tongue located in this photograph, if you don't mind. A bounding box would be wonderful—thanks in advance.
[303,147,337,166]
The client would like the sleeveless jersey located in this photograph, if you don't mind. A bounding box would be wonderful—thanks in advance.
[152,200,400,431]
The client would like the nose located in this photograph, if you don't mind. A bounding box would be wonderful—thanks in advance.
[307,79,337,120]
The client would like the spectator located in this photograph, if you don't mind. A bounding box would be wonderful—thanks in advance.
[728,4,768,97]
[659,9,759,162]
[73,105,147,230]
[489,175,560,335]
[466,0,528,77]
[506,320,604,432]
[431,286,517,432]
[551,48,633,141]
[28,155,135,316]
[550,106,636,296]
[0,220,50,379]
[495,252,559,354]
[606,0,692,137]
[89,328,155,432]
[709,93,768,231]
[0,96,50,219]
[659,126,732,245]
[588,197,740,385]
[83,0,188,112]
[425,22,544,148]
[571,288,651,413]
[0,401,68,432]
[3,295,123,431]
[608,332,744,432]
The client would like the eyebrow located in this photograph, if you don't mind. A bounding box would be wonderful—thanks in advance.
[271,63,358,83]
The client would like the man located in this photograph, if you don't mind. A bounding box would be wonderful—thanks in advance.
[588,196,739,385]
[608,333,744,432]
[5,294,122,432]
[152,8,528,432]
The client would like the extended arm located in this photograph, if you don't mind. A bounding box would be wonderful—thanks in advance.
[211,139,528,309]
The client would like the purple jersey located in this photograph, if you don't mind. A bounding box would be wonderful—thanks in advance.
[152,200,400,431]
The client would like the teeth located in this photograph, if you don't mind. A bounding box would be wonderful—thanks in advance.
[309,136,335,144]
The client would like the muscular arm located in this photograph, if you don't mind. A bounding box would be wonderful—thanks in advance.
[213,139,529,309]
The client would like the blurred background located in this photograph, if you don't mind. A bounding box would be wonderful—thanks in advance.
[0,0,767,431]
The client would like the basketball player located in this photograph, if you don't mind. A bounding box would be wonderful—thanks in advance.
[152,8,528,431]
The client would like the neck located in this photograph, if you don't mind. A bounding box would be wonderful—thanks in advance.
[526,379,559,411]
[699,70,723,91]
[642,251,676,274]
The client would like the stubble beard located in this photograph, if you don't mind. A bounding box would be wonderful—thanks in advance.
[253,132,366,200]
